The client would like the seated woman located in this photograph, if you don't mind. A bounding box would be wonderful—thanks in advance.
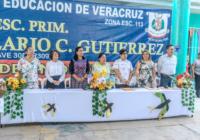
[69,46,90,89]
[45,50,65,89]
[17,46,41,89]
[92,53,111,79]
[135,50,156,88]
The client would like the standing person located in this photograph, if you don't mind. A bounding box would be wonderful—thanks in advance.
[45,50,65,89]
[186,55,191,76]
[92,53,111,79]
[135,50,156,88]
[69,46,90,89]
[17,46,41,89]
[157,45,177,88]
[113,49,133,88]
[191,53,200,98]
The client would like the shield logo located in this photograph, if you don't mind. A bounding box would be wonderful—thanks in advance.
[145,12,170,39]
[152,13,164,31]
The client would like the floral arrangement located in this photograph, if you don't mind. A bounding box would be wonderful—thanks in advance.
[170,72,193,89]
[170,72,195,113]
[86,70,114,90]
[86,70,114,117]
[2,73,27,119]
[3,73,27,91]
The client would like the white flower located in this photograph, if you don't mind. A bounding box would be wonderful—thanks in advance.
[8,82,11,85]
[14,74,17,77]
[97,78,101,84]
[100,77,106,84]
[90,85,93,88]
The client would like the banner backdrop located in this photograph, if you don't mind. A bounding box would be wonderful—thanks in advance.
[0,0,172,78]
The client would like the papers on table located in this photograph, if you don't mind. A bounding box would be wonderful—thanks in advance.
[120,88,136,91]
[159,87,174,90]
[145,87,160,90]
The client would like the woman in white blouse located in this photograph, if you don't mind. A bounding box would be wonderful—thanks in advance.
[45,50,65,89]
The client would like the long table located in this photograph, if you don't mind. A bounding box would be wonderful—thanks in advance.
[1,88,193,124]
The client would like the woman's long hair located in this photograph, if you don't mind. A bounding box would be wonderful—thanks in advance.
[141,50,151,61]
[24,46,32,57]
[73,46,85,61]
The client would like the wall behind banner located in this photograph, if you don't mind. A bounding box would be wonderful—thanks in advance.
[0,0,172,78]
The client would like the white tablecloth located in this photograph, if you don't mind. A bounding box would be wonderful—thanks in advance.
[1,88,193,124]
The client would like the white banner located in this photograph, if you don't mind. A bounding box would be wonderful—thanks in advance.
[1,89,193,124]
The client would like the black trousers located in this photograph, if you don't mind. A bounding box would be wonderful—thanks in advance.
[195,73,200,97]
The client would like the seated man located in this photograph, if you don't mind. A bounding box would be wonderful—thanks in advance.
[113,49,133,88]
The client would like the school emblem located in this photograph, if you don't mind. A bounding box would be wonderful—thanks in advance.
[145,12,170,39]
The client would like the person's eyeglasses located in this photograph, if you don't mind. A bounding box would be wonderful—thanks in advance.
[53,53,58,56]
[122,53,128,55]
[28,50,35,52]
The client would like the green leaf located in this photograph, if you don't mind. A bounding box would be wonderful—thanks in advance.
[17,99,21,102]
[17,112,20,116]
[92,100,95,103]
[7,96,10,100]
[6,110,10,113]
[3,77,9,82]
[20,111,23,114]
[12,116,16,119]
[21,84,28,89]
[6,106,10,109]
[188,108,191,110]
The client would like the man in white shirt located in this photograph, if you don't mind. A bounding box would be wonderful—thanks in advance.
[157,45,177,88]
[113,49,133,88]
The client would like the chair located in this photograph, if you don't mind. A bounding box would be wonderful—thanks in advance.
[43,78,47,89]
[64,78,71,89]
[155,77,161,88]
[38,78,43,89]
